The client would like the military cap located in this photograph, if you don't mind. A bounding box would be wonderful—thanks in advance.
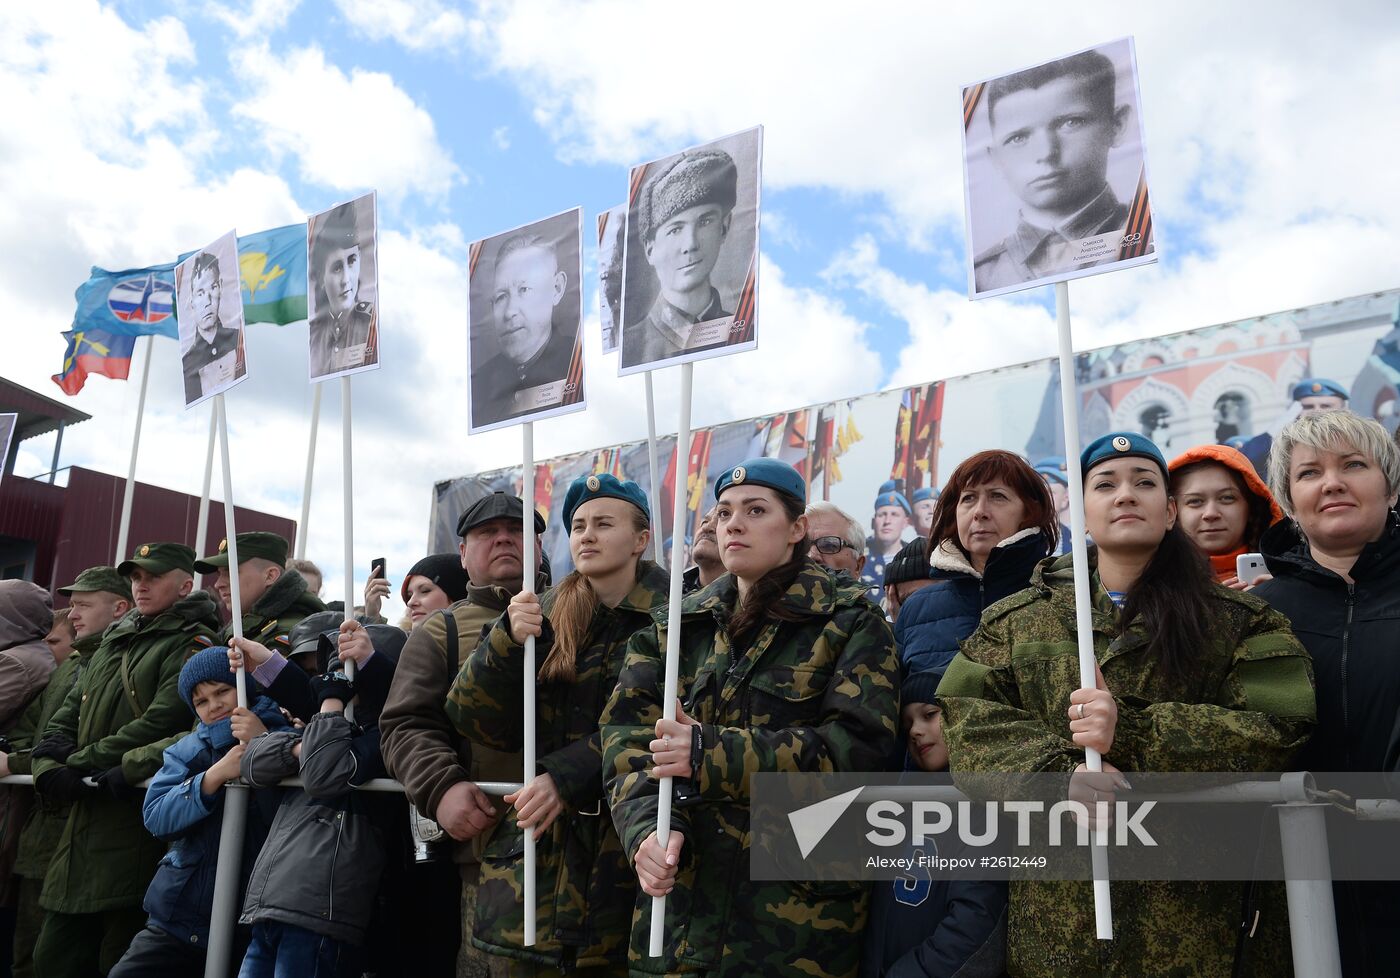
[117,543,196,577]
[1290,377,1349,401]
[912,486,940,504]
[877,479,898,494]
[561,473,650,529]
[874,489,912,515]
[1033,457,1070,485]
[57,566,133,601]
[714,458,806,505]
[1080,432,1169,482]
[312,201,360,266]
[194,531,290,573]
[637,150,738,243]
[456,492,546,537]
[401,554,470,604]
[884,537,930,588]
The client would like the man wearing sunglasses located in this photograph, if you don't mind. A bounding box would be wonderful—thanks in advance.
[804,501,866,580]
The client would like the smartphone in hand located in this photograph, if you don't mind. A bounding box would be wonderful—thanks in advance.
[371,557,386,579]
[1236,553,1268,585]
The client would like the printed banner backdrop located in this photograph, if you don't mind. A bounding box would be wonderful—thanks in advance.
[597,204,626,354]
[174,230,248,409]
[432,290,1400,607]
[961,37,1156,300]
[307,191,380,383]
[618,126,762,376]
[467,207,587,434]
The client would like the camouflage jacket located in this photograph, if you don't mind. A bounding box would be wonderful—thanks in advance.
[445,561,668,968]
[601,559,899,978]
[937,553,1316,977]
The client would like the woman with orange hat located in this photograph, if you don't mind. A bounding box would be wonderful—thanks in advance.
[1168,444,1283,587]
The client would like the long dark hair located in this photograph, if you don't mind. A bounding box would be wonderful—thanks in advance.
[726,491,809,645]
[1112,524,1215,686]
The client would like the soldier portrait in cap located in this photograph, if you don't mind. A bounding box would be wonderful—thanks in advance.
[175,230,248,408]
[308,191,380,382]
[961,38,1156,300]
[467,207,586,434]
[619,125,762,376]
[597,204,626,354]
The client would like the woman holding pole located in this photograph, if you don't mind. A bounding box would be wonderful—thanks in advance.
[600,458,899,978]
[937,432,1317,977]
[445,473,667,976]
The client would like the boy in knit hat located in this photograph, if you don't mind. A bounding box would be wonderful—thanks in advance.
[108,646,288,977]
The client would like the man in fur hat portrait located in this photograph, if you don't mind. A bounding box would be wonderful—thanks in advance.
[621,149,739,370]
[309,201,377,379]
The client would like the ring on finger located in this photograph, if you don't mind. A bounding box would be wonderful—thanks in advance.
[1077,703,1087,720]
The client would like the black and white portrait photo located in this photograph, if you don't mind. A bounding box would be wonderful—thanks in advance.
[467,207,586,433]
[961,38,1156,300]
[307,191,380,382]
[619,126,761,376]
[175,229,247,408]
[597,204,625,354]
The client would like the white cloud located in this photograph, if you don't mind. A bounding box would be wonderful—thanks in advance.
[332,0,470,51]
[491,125,511,150]
[208,0,300,39]
[231,44,462,200]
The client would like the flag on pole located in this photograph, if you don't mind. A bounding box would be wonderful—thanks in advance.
[72,266,179,339]
[911,382,945,489]
[233,223,309,325]
[534,465,555,525]
[51,328,139,395]
[890,387,917,484]
[810,405,836,485]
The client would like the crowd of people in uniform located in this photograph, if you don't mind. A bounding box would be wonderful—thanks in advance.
[0,390,1396,978]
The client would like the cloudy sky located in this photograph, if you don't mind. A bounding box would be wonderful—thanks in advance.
[5,1,1399,617]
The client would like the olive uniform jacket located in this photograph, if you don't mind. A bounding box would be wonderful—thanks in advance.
[937,553,1316,977]
[602,560,900,978]
[446,562,668,970]
[33,591,219,914]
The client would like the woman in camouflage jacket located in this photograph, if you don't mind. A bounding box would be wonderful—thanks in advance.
[446,474,666,976]
[601,458,900,978]
[938,433,1317,977]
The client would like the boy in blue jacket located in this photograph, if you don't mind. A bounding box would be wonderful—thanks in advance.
[108,645,289,977]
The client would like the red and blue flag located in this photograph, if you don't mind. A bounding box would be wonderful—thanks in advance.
[51,328,137,395]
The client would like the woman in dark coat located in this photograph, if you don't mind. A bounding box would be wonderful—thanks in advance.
[1253,410,1400,977]
[895,450,1058,676]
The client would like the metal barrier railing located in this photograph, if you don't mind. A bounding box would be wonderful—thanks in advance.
[0,772,1375,978]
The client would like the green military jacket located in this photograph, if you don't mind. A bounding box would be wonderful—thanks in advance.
[8,637,87,880]
[937,553,1316,977]
[446,561,668,969]
[223,568,324,649]
[33,591,218,914]
[601,559,899,978]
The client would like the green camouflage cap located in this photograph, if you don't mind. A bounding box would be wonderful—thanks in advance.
[117,542,197,577]
[57,566,133,601]
[194,531,290,573]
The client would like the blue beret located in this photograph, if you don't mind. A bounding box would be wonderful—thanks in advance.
[561,473,650,529]
[1223,435,1248,450]
[1080,433,1169,482]
[877,479,898,495]
[912,486,940,503]
[875,490,912,514]
[715,458,806,505]
[1291,378,1348,401]
[1033,456,1070,485]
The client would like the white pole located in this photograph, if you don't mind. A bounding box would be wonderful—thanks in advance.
[521,421,538,947]
[645,371,664,564]
[341,377,356,714]
[1054,281,1112,940]
[114,334,154,565]
[194,403,216,558]
[215,395,248,709]
[650,361,692,957]
[296,383,323,561]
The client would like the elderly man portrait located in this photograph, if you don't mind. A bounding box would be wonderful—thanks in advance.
[180,251,241,403]
[309,201,376,378]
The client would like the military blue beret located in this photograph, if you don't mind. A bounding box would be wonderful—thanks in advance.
[1080,433,1169,481]
[1291,378,1348,401]
[715,458,806,505]
[875,490,912,514]
[1033,456,1070,485]
[878,479,898,494]
[912,486,940,503]
[561,473,650,529]
[1223,435,1248,450]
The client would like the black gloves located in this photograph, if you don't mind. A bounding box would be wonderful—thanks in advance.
[36,767,95,806]
[93,765,143,801]
[31,734,78,764]
[309,671,355,706]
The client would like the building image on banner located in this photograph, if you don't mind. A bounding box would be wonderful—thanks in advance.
[618,125,762,375]
[307,191,380,382]
[174,229,248,409]
[962,37,1156,300]
[597,204,626,355]
[466,207,587,434]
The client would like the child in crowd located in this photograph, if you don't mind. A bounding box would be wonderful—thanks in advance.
[108,646,289,977]
[859,668,1008,978]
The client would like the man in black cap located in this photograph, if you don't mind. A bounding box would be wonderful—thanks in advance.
[194,531,325,648]
[180,251,243,404]
[622,149,739,370]
[31,543,219,977]
[309,202,376,378]
[381,492,547,978]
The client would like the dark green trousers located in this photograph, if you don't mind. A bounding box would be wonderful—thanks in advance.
[31,905,147,977]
